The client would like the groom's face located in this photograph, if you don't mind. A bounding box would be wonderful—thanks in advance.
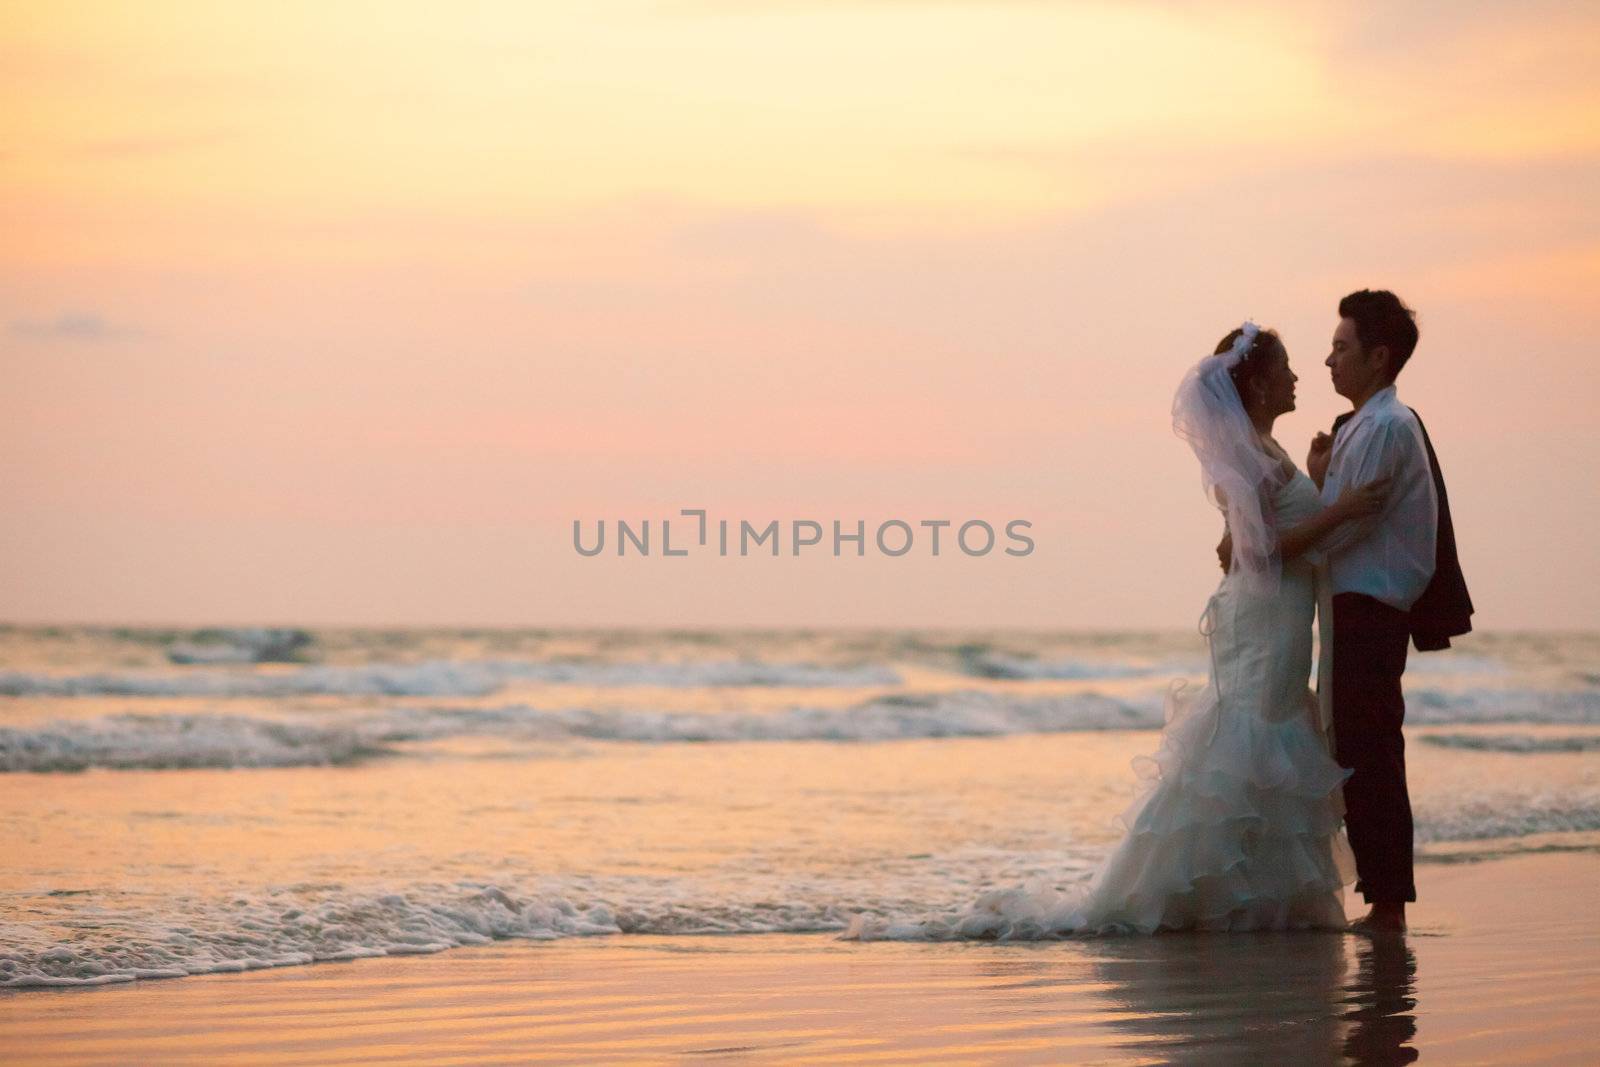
[1326,318,1385,402]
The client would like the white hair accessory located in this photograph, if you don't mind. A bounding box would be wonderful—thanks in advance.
[1221,321,1261,368]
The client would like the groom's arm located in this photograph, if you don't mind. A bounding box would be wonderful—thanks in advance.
[1315,418,1429,559]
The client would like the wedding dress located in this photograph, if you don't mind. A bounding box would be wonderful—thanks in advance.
[842,468,1356,940]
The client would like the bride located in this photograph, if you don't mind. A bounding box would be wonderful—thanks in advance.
[842,323,1389,939]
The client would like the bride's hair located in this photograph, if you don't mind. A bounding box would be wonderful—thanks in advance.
[1214,326,1283,408]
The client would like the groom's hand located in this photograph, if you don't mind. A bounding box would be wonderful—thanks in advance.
[1308,432,1333,488]
[1216,530,1232,573]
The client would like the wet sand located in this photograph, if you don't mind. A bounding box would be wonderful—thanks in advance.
[2,851,1596,1064]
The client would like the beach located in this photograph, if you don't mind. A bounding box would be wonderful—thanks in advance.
[2,626,1598,1062]
[2,851,1596,1064]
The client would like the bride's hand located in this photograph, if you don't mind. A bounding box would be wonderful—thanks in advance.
[1336,476,1391,519]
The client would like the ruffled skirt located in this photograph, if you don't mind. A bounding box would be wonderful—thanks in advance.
[842,672,1356,941]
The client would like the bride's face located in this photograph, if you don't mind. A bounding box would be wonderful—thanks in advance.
[1256,344,1299,418]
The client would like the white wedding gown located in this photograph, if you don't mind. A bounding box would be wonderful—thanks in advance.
[844,470,1356,939]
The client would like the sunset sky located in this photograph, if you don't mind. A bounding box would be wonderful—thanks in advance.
[3,1,1597,628]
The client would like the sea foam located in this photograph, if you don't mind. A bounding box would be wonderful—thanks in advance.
[0,691,1164,771]
[1420,733,1600,753]
[6,780,1600,988]
[7,684,1600,773]
[0,659,902,699]
[0,714,378,772]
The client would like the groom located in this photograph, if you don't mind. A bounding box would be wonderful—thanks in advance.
[1309,289,1473,933]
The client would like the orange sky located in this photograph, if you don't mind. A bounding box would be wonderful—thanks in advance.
[3,1,1598,628]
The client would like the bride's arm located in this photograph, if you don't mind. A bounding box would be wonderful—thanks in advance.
[1276,478,1390,562]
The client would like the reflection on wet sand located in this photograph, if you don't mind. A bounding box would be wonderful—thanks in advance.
[1343,935,1420,1065]
[1056,931,1418,1064]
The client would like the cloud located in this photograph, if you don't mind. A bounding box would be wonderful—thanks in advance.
[9,312,140,341]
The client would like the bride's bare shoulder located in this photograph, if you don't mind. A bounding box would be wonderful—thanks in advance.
[1259,436,1299,481]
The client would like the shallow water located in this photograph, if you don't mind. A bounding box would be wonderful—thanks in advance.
[5,854,1599,1065]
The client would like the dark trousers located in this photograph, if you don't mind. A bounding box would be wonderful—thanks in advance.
[1331,592,1416,904]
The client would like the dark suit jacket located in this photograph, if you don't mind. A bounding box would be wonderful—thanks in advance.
[1331,408,1474,651]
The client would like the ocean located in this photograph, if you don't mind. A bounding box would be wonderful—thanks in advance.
[2,625,1597,989]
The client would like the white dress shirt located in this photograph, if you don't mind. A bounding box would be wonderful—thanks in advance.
[1317,384,1439,611]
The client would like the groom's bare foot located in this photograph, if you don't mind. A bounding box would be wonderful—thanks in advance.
[1349,903,1407,934]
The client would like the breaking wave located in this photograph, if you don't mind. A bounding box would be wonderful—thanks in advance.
[1419,733,1600,753]
[0,691,1164,772]
[0,714,381,772]
[957,653,1175,680]
[0,659,901,699]
[1403,687,1600,725]
[8,684,1600,773]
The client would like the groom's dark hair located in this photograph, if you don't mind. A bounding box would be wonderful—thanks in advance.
[1338,289,1418,380]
